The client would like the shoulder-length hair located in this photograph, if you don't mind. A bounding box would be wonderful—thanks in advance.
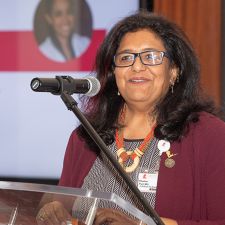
[78,11,216,149]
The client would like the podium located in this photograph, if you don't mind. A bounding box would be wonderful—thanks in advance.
[0,181,157,225]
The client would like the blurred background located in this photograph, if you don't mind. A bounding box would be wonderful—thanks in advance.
[0,0,224,184]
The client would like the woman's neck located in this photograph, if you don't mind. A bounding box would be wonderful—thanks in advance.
[120,105,156,139]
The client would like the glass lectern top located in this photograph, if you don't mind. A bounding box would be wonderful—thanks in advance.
[0,181,157,225]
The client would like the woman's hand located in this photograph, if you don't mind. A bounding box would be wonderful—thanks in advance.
[93,208,140,225]
[93,208,178,225]
[36,201,71,225]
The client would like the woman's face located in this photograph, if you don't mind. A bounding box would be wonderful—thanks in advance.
[114,29,177,110]
[46,0,75,39]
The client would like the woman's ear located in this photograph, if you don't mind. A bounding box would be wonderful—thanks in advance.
[170,66,179,84]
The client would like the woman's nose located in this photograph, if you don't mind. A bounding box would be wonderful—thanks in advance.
[131,56,146,72]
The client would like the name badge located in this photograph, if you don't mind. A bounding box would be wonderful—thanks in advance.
[137,171,158,193]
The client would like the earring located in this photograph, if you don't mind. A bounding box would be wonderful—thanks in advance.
[170,80,175,94]
[118,91,120,96]
[176,74,180,83]
[171,84,174,94]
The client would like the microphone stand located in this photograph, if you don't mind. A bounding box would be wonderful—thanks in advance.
[60,91,165,225]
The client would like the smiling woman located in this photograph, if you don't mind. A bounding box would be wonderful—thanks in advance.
[36,11,225,225]
[33,0,92,62]
[113,29,177,116]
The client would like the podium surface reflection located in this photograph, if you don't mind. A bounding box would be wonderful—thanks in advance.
[0,181,156,225]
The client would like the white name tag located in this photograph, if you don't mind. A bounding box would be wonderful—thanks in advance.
[137,171,158,193]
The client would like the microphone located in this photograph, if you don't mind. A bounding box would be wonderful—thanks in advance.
[30,76,101,96]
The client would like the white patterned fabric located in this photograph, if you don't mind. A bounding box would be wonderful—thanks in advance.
[81,138,160,212]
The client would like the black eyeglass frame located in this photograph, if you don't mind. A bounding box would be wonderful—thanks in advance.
[113,50,170,67]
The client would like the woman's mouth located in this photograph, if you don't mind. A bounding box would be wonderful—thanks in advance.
[128,77,151,83]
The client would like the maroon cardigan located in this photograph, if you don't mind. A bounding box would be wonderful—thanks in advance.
[59,112,225,225]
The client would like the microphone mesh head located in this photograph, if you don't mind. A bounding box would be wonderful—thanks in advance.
[85,76,101,96]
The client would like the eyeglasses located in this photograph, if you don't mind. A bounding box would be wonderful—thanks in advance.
[114,50,169,67]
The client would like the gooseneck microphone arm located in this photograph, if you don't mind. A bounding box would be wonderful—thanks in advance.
[59,91,165,225]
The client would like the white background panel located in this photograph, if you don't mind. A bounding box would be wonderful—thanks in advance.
[0,1,139,179]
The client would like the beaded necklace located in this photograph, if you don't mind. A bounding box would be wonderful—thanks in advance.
[115,126,155,173]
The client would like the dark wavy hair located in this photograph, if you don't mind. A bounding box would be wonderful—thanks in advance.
[78,11,217,150]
